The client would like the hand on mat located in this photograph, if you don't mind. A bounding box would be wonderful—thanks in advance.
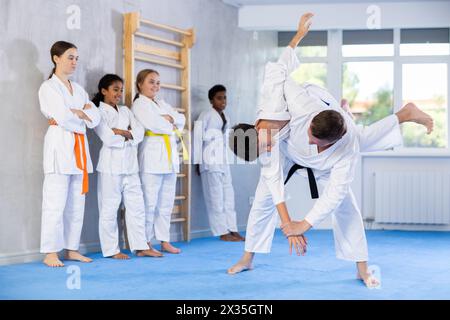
[297,13,314,38]
[288,235,307,256]
[281,220,312,237]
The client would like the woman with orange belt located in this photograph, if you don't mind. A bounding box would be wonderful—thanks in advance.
[38,41,101,267]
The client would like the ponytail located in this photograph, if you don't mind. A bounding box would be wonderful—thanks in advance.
[133,93,140,102]
[48,67,56,80]
[92,92,104,107]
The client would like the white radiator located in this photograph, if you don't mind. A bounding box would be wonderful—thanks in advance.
[374,171,450,225]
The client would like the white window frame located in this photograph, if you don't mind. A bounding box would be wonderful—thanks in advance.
[322,28,450,157]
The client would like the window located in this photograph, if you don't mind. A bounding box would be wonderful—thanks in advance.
[276,27,450,151]
[278,31,328,87]
[402,63,448,148]
[290,63,327,87]
[278,31,327,57]
[342,62,394,125]
[400,28,450,56]
[342,30,394,57]
[341,30,394,126]
[340,28,449,150]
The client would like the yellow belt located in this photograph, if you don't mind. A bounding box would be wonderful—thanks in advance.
[145,129,189,166]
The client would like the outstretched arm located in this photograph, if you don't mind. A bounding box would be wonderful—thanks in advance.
[256,13,315,123]
[288,12,314,49]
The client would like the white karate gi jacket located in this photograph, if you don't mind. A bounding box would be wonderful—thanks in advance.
[95,102,144,175]
[132,95,186,174]
[196,108,230,173]
[39,75,101,174]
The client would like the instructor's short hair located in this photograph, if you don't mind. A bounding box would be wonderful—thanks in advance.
[229,123,258,162]
[311,110,347,142]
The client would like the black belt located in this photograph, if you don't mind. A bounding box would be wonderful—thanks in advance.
[284,164,319,199]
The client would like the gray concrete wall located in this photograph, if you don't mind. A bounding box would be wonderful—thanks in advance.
[0,0,278,264]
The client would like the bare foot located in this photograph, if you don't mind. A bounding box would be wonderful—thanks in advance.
[220,233,241,242]
[356,262,381,288]
[227,252,254,275]
[64,250,93,263]
[227,260,253,275]
[230,232,245,241]
[136,249,163,257]
[161,242,181,254]
[111,252,130,260]
[357,271,381,289]
[43,253,64,268]
[397,102,434,134]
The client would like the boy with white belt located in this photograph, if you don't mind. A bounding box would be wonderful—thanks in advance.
[197,85,244,242]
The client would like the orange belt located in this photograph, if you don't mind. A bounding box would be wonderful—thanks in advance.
[49,120,89,195]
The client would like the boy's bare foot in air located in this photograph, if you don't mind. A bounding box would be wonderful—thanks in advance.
[396,102,434,134]
[161,241,181,254]
[43,253,65,267]
[65,250,93,263]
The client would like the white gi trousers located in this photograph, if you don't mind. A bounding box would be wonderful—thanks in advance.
[97,173,148,257]
[201,168,238,236]
[140,173,177,242]
[40,174,85,253]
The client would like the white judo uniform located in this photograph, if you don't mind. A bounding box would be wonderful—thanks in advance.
[132,95,186,243]
[95,101,149,257]
[245,47,403,261]
[197,109,238,236]
[39,75,101,254]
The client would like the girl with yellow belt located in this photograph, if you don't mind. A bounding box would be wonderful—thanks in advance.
[132,69,187,255]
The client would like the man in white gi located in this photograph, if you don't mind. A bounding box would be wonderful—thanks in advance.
[227,13,434,288]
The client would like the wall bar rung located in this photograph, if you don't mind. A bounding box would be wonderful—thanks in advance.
[135,32,185,48]
[135,55,184,69]
[160,83,186,91]
[135,43,181,60]
[140,18,192,36]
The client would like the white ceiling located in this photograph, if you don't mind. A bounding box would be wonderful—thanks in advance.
[222,0,449,7]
